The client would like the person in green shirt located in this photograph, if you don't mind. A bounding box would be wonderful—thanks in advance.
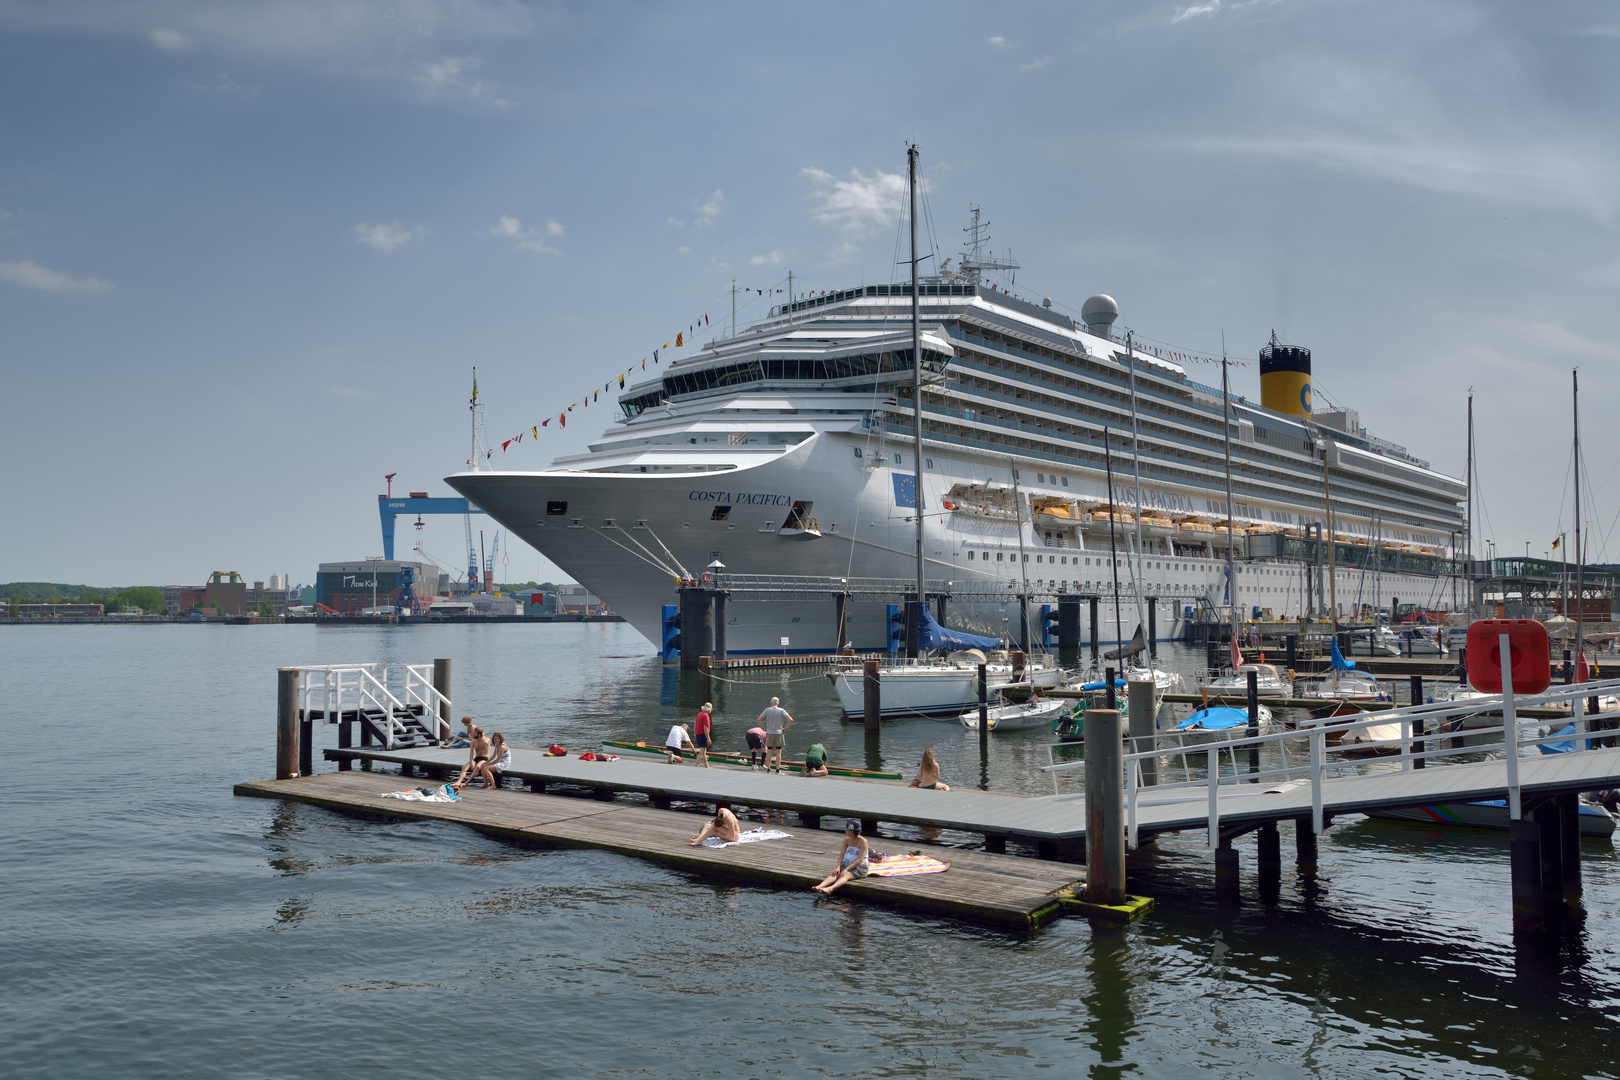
[802,742,829,777]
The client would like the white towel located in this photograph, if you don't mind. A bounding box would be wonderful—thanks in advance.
[701,828,792,849]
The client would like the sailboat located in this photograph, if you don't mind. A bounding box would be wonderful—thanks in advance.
[825,148,1056,719]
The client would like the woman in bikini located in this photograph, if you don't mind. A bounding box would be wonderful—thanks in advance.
[688,805,742,846]
[812,819,870,894]
[909,749,951,791]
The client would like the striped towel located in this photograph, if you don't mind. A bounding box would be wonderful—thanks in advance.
[867,855,949,877]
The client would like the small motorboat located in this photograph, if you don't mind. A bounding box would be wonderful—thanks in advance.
[960,696,1067,732]
[1370,799,1616,838]
[1171,703,1276,744]
[1203,663,1293,698]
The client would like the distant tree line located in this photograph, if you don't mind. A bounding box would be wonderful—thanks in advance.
[2,582,167,615]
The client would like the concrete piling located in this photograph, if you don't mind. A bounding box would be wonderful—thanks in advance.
[433,657,451,740]
[712,594,728,661]
[1214,840,1239,898]
[1083,708,1126,906]
[1257,822,1281,894]
[276,667,299,780]
[1509,818,1544,930]
[1294,815,1317,866]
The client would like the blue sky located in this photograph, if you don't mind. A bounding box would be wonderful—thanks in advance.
[3,0,1618,587]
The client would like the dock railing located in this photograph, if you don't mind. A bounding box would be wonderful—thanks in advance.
[296,663,453,749]
[1042,676,1620,852]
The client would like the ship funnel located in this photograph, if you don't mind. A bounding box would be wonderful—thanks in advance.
[1081,294,1119,339]
[1259,330,1312,419]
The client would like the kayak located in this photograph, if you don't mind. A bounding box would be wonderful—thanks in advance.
[600,740,903,781]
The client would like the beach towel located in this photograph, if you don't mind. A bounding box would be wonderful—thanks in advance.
[866,855,950,877]
[700,828,792,849]
[381,784,461,803]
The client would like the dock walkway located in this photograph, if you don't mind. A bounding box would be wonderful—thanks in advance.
[319,741,1620,846]
[234,771,1084,930]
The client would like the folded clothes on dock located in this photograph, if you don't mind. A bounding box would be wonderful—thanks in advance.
[701,828,792,849]
[381,785,462,803]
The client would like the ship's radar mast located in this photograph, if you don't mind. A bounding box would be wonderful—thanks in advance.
[956,205,1020,284]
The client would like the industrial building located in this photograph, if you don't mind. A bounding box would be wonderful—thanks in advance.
[315,560,444,615]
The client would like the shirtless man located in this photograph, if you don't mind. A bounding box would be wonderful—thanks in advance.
[452,725,491,790]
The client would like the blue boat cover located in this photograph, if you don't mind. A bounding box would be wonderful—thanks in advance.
[1176,706,1250,731]
[917,607,1002,652]
[1330,638,1357,670]
[1079,679,1127,691]
[1539,723,1578,755]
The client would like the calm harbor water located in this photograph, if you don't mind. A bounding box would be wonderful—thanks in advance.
[4,622,1619,1079]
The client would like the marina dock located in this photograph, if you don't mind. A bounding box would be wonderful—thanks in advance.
[234,769,1088,931]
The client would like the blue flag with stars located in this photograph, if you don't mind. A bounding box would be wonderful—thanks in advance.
[891,472,923,510]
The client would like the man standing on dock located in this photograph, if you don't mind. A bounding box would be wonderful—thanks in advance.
[757,696,794,774]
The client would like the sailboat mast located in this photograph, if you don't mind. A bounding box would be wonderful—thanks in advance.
[1574,369,1584,666]
[908,145,926,625]
[1465,389,1474,616]
[1104,428,1125,652]
[1124,332,1148,637]
[1220,354,1237,646]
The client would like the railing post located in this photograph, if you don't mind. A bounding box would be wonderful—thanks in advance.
[434,658,452,741]
[1500,632,1521,820]
[1399,717,1412,771]
[1310,721,1324,835]
[276,667,299,779]
[1207,745,1220,851]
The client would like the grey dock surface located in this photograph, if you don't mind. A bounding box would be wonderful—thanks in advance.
[234,770,1083,931]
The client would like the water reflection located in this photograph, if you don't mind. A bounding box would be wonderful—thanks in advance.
[1082,924,1137,1079]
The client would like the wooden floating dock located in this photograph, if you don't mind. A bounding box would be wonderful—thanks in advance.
[234,769,1089,931]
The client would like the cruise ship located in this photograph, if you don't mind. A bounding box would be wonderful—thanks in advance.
[448,225,1468,655]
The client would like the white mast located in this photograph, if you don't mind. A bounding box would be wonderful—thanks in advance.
[1124,331,1148,645]
[1220,348,1237,653]
[1575,369,1585,669]
[908,145,926,650]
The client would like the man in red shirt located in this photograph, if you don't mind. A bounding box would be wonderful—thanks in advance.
[693,702,714,768]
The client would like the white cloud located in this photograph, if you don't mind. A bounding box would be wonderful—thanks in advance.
[693,189,725,226]
[0,260,113,293]
[0,208,12,222]
[1172,0,1221,22]
[986,35,1012,48]
[489,215,561,254]
[666,216,685,227]
[677,245,691,254]
[150,26,192,51]
[749,250,782,266]
[352,220,416,252]
[1022,57,1048,71]
[413,54,512,107]
[801,166,905,258]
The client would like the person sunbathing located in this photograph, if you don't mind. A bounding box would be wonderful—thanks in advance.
[908,749,951,791]
[476,733,512,790]
[452,726,491,790]
[812,819,870,894]
[688,806,741,846]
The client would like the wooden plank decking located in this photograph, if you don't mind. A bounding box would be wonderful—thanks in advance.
[234,770,1085,931]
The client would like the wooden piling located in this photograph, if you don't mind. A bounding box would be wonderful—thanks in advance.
[863,659,880,731]
[1084,708,1126,905]
[276,667,299,780]
[1214,840,1239,897]
[1509,818,1543,930]
[978,663,989,753]
[1127,680,1156,787]
[433,657,451,740]
[1257,822,1281,892]
[1411,675,1425,769]
[1294,815,1317,866]
[1246,669,1260,776]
